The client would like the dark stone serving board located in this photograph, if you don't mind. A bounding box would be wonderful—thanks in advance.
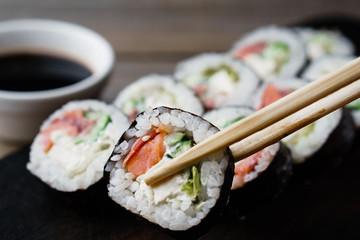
[1,16,360,240]
[1,135,360,240]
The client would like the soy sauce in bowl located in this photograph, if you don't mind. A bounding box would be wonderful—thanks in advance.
[0,53,92,92]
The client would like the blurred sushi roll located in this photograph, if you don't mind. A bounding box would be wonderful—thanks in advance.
[113,74,204,121]
[203,106,292,195]
[301,55,360,128]
[174,53,259,110]
[301,55,355,80]
[27,100,130,192]
[104,106,234,237]
[295,28,355,60]
[228,25,306,81]
[253,78,355,165]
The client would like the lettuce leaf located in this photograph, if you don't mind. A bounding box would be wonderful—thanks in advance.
[181,166,201,198]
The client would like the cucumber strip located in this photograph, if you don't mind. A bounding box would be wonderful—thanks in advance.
[88,114,111,142]
[165,132,186,146]
[347,100,360,111]
[221,116,245,128]
[167,140,194,159]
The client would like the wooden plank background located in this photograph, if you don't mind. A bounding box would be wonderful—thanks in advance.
[0,0,359,157]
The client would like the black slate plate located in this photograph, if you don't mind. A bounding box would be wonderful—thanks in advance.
[0,146,171,240]
[1,135,360,240]
[1,16,360,240]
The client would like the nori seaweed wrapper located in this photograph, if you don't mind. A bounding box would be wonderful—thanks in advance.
[226,143,292,216]
[293,109,355,177]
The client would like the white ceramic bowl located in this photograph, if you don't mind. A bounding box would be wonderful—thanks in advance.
[0,19,115,142]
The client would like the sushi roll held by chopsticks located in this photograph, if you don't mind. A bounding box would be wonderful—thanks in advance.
[104,106,234,238]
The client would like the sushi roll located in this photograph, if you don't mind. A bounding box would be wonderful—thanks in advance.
[104,107,234,238]
[113,74,204,121]
[301,55,360,128]
[27,100,130,192]
[295,27,355,60]
[174,53,259,110]
[228,25,306,81]
[301,55,355,80]
[253,78,355,165]
[203,106,292,197]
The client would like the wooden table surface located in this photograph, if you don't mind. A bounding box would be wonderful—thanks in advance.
[0,0,359,157]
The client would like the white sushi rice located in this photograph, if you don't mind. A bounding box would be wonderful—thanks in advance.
[174,53,259,108]
[282,109,342,163]
[229,25,306,81]
[295,28,355,60]
[113,74,204,117]
[232,143,280,189]
[202,106,253,129]
[27,100,130,192]
[301,55,356,81]
[252,78,342,163]
[106,107,230,231]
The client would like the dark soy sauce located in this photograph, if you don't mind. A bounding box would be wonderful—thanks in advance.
[0,53,92,92]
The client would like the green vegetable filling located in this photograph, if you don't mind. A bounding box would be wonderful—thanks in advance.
[289,122,315,145]
[163,134,201,198]
[74,140,84,145]
[203,64,238,82]
[122,96,146,115]
[308,33,334,54]
[181,166,201,198]
[221,116,245,129]
[166,140,194,159]
[347,99,360,111]
[88,114,111,142]
[263,41,290,66]
[164,132,186,146]
[75,111,112,144]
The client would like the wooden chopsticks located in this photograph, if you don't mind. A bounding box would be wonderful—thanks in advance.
[144,57,360,185]
[229,78,360,160]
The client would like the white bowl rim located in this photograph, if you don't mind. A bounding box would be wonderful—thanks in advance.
[0,18,115,101]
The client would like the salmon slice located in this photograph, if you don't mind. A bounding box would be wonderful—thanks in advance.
[259,84,292,109]
[123,130,158,166]
[236,41,266,59]
[41,110,95,152]
[235,151,263,176]
[193,83,208,95]
[124,131,166,177]
[203,98,215,110]
[232,150,263,189]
